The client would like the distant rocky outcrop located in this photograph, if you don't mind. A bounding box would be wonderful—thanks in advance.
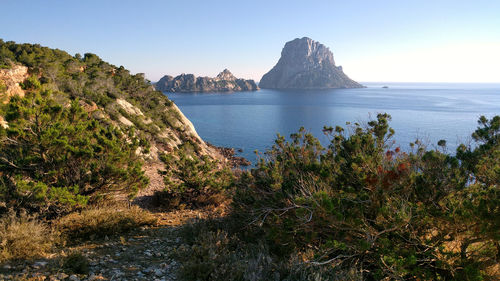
[155,69,259,93]
[259,37,363,89]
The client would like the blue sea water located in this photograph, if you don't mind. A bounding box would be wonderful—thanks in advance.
[165,83,500,164]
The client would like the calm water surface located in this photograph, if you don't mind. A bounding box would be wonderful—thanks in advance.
[165,83,500,164]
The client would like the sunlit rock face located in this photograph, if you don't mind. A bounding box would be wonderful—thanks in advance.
[259,37,363,89]
[0,64,29,101]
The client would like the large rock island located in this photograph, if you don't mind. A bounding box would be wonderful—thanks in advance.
[155,69,259,93]
[259,37,363,89]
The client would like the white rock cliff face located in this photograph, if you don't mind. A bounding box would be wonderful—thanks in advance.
[116,98,145,116]
[0,64,29,102]
[0,64,29,128]
[259,37,363,89]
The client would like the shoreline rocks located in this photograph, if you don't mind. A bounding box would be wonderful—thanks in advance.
[207,143,251,167]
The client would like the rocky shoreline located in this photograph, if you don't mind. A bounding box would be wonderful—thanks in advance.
[207,143,251,167]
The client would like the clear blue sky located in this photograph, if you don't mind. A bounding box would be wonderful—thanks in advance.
[1,0,499,82]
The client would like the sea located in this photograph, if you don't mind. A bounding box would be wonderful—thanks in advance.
[164,83,500,165]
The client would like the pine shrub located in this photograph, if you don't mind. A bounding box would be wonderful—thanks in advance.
[0,92,148,216]
[159,144,234,209]
[233,114,499,280]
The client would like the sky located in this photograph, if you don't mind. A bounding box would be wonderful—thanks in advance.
[1,0,499,83]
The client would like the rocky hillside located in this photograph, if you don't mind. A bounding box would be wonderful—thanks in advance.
[0,40,222,163]
[0,64,28,102]
[155,69,259,93]
[259,37,363,89]
[0,65,29,128]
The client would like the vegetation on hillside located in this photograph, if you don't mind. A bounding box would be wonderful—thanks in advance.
[0,40,171,261]
[0,39,206,217]
[0,40,497,280]
[0,39,188,152]
[158,144,235,209]
[0,91,148,216]
[177,114,499,281]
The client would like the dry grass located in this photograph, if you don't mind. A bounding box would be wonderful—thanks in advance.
[56,206,157,241]
[0,211,60,262]
[152,189,230,211]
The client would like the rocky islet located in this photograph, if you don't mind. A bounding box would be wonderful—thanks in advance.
[155,69,259,93]
[259,37,363,89]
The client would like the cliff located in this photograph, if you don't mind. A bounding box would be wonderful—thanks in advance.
[0,41,224,163]
[0,64,28,103]
[155,69,259,93]
[259,37,363,89]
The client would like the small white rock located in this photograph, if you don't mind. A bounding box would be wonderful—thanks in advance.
[57,272,69,280]
[154,268,164,276]
[34,261,48,267]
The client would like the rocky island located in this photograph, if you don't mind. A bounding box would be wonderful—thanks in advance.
[155,69,259,93]
[259,37,363,89]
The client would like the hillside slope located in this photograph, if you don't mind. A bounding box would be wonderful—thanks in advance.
[0,40,222,162]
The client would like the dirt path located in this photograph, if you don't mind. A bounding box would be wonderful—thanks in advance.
[132,162,166,209]
[0,160,229,281]
[0,208,222,281]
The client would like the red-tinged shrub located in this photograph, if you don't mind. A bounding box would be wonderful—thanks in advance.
[233,113,499,280]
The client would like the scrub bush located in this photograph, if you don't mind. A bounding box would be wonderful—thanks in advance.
[233,114,499,280]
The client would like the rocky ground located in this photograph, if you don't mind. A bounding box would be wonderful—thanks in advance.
[207,143,251,167]
[0,157,232,281]
[0,207,222,281]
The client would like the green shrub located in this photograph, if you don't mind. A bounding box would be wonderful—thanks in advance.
[0,80,6,94]
[63,252,89,274]
[56,206,156,241]
[175,223,274,281]
[159,145,234,209]
[19,76,41,91]
[0,211,60,261]
[175,218,363,281]
[0,92,148,216]
[233,114,499,280]
[0,40,181,181]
